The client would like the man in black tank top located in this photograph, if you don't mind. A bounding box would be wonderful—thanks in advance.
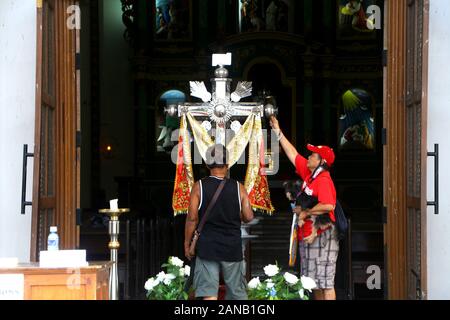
[184,145,254,300]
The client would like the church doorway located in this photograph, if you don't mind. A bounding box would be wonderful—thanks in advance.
[30,0,429,300]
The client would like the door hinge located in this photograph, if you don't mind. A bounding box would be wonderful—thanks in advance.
[382,206,387,224]
[381,128,387,145]
[382,49,388,67]
[76,208,82,226]
[75,52,81,71]
[76,131,82,148]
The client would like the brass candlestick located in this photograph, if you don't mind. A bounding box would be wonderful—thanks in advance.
[99,208,129,300]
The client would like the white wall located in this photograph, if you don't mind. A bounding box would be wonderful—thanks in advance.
[0,0,36,262]
[427,0,450,300]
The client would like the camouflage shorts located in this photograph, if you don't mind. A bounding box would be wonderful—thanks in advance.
[299,226,339,289]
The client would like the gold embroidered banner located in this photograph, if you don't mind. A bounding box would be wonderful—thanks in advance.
[186,113,255,168]
[172,113,274,215]
[225,114,255,168]
[186,113,214,161]
[244,116,275,214]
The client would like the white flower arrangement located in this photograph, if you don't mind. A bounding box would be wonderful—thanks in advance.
[169,256,184,268]
[263,264,280,277]
[301,276,317,291]
[283,272,299,285]
[144,256,190,300]
[144,277,159,291]
[248,277,261,289]
[248,263,316,300]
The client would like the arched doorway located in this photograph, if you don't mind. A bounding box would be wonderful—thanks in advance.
[245,60,294,141]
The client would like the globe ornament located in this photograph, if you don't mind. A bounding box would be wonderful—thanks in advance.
[201,121,212,132]
[214,67,229,78]
[264,103,278,118]
[164,104,178,117]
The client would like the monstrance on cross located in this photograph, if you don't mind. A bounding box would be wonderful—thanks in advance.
[168,53,277,218]
[164,53,278,145]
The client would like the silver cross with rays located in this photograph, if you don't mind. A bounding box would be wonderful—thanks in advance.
[165,53,278,145]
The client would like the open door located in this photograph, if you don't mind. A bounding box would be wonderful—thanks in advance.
[384,0,429,299]
[405,0,429,300]
[31,0,80,261]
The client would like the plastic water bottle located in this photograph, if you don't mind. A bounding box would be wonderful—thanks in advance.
[47,226,59,251]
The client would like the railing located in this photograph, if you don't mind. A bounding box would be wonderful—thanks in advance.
[122,215,186,300]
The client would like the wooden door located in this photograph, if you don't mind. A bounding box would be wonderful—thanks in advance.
[405,0,429,300]
[31,0,80,261]
[384,0,429,299]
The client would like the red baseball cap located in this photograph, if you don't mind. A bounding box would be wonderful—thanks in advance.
[307,144,335,167]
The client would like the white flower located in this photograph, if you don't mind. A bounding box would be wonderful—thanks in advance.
[165,273,176,280]
[265,279,275,289]
[184,265,191,277]
[299,289,305,299]
[301,276,317,291]
[248,277,261,289]
[179,265,191,277]
[263,264,280,277]
[169,256,184,268]
[156,271,166,282]
[162,273,176,286]
[144,277,160,291]
[283,272,299,285]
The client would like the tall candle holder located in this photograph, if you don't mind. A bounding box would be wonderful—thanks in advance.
[99,208,130,300]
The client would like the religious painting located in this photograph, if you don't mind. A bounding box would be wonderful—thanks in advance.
[239,0,293,33]
[338,88,375,151]
[156,90,185,153]
[337,0,378,39]
[154,0,192,41]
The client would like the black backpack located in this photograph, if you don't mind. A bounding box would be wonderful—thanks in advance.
[296,165,348,240]
[334,200,348,241]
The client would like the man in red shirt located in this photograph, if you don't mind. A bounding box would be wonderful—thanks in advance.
[294,145,336,244]
[270,116,339,301]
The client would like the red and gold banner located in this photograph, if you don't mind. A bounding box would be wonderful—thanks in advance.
[244,116,275,214]
[172,115,194,215]
[172,113,274,216]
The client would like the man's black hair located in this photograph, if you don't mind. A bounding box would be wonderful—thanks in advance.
[320,162,330,171]
[316,154,330,171]
[205,144,228,169]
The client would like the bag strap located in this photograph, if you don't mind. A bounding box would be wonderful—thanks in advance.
[196,178,227,235]
[297,166,326,198]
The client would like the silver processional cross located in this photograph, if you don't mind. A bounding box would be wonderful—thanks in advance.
[165,54,278,277]
[165,53,277,145]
